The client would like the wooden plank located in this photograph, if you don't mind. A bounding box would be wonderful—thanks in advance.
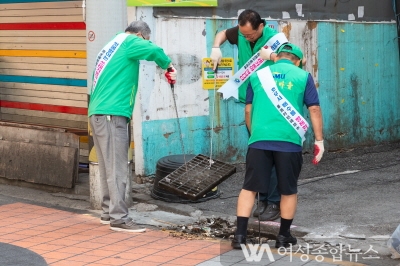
[0,50,86,58]
[0,68,87,79]
[0,81,87,94]
[0,7,82,17]
[1,94,87,108]
[1,113,87,129]
[0,75,87,87]
[0,1,82,10]
[0,15,83,23]
[0,36,85,44]
[1,88,87,101]
[0,22,86,30]
[1,107,88,122]
[0,56,86,66]
[0,61,87,73]
[1,42,85,51]
[0,30,85,37]
[0,99,87,115]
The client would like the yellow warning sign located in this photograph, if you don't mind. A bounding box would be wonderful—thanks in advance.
[202,57,234,90]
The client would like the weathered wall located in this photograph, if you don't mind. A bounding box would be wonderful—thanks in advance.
[0,0,87,129]
[317,22,400,149]
[0,0,89,163]
[154,0,394,22]
[133,8,400,176]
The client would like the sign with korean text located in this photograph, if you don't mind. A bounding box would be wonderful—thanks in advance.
[202,58,234,90]
[127,0,217,7]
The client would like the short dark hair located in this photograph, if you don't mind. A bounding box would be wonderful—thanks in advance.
[238,9,263,30]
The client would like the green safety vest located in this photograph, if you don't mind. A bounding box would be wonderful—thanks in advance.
[237,25,277,103]
[248,59,309,146]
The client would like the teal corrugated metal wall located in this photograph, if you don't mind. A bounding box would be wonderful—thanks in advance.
[141,20,400,175]
[318,22,400,149]
[141,19,248,175]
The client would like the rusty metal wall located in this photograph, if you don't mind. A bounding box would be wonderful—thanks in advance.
[132,8,400,176]
[317,22,400,150]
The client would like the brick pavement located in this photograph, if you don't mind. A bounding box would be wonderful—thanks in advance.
[0,202,365,266]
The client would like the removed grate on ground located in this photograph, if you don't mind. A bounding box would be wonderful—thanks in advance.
[158,154,236,201]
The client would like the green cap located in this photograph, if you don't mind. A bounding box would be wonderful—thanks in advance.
[277,43,303,68]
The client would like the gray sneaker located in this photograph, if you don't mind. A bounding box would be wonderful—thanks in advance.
[110,220,146,233]
[100,217,110,225]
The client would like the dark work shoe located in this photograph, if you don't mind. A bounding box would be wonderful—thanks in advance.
[275,234,297,248]
[231,235,247,249]
[110,220,146,233]
[100,217,110,225]
[252,201,268,217]
[259,203,280,221]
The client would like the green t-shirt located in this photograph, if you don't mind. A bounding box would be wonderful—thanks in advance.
[88,33,172,119]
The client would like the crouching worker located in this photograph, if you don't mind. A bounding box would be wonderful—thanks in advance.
[232,43,324,248]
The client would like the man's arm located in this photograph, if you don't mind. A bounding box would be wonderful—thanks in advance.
[308,105,323,141]
[126,36,172,69]
[309,105,325,165]
[245,103,252,132]
[245,83,254,134]
[212,29,228,47]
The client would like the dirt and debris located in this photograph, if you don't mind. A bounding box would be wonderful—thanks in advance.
[164,217,271,243]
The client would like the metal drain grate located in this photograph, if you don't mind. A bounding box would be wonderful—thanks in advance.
[158,154,236,201]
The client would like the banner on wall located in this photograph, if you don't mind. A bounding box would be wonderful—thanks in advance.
[127,0,217,7]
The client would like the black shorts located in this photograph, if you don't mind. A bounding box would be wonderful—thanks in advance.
[242,148,303,195]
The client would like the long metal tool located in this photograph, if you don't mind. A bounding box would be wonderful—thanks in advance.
[168,67,187,170]
[158,65,237,201]
[209,65,218,167]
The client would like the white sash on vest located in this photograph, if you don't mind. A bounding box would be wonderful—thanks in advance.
[91,33,129,93]
[217,33,288,100]
[256,66,309,143]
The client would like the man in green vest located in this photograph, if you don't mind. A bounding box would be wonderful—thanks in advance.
[88,21,176,233]
[231,43,324,249]
[210,9,283,221]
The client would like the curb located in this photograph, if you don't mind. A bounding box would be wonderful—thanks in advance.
[247,217,312,238]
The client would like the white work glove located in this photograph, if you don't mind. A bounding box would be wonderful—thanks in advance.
[312,140,324,165]
[210,47,222,70]
[164,65,177,85]
[259,46,274,61]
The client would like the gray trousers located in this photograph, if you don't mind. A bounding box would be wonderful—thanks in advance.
[89,115,130,224]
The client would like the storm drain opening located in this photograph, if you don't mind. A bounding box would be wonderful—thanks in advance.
[158,154,236,201]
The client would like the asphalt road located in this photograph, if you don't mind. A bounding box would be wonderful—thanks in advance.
[186,142,400,266]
